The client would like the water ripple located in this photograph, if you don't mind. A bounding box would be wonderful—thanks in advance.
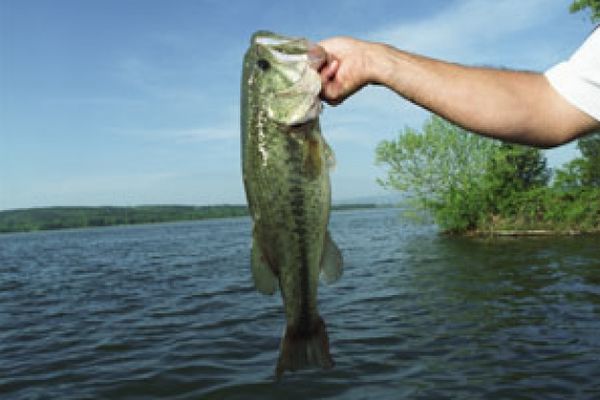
[1,210,599,399]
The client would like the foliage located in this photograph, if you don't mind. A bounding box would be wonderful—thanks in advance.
[483,143,550,217]
[0,205,249,233]
[478,186,600,232]
[570,0,600,22]
[376,116,600,234]
[375,116,499,230]
[375,3,600,234]
[0,203,378,234]
[553,158,588,191]
[554,132,600,192]
[576,131,600,187]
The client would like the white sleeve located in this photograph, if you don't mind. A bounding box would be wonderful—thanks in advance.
[545,28,600,121]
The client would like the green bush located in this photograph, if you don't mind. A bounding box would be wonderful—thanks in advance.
[376,116,600,234]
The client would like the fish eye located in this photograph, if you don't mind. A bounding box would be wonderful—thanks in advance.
[256,59,270,71]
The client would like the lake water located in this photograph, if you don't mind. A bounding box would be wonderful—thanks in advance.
[1,208,599,399]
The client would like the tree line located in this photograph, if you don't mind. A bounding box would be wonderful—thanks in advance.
[0,204,379,233]
[0,205,249,233]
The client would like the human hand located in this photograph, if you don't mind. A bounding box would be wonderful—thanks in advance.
[317,37,378,105]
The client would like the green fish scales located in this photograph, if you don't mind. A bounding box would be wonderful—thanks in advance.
[241,31,343,378]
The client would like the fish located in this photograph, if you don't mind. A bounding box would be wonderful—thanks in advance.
[240,31,343,378]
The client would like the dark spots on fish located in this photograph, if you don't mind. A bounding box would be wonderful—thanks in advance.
[287,176,303,186]
[296,225,310,334]
[290,198,304,209]
[286,151,302,164]
[285,136,311,334]
[293,226,306,235]
[291,210,303,220]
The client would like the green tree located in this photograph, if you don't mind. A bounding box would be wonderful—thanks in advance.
[577,132,600,187]
[375,116,557,233]
[570,0,600,22]
[553,158,587,192]
[480,144,552,228]
[553,132,600,191]
[375,116,501,231]
[492,144,549,189]
[484,144,550,213]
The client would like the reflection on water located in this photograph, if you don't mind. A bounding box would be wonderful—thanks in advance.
[0,209,599,399]
[397,234,600,399]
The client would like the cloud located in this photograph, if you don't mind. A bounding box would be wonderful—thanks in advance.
[323,0,580,170]
[111,125,238,143]
[367,0,554,63]
[326,0,572,139]
[325,0,563,146]
[0,172,182,209]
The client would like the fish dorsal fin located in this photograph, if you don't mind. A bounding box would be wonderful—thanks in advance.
[320,231,343,284]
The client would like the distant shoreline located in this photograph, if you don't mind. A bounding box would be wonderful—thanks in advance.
[0,203,388,234]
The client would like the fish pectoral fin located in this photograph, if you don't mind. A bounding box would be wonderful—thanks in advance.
[324,139,336,170]
[320,231,343,284]
[305,137,323,178]
[251,236,279,295]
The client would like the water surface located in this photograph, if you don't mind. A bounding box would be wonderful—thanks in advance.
[1,209,599,399]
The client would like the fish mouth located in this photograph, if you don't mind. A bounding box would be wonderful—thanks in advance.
[252,31,324,125]
[253,31,327,71]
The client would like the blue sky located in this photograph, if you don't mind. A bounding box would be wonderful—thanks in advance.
[0,0,595,210]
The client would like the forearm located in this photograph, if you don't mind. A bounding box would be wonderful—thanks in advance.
[368,43,595,147]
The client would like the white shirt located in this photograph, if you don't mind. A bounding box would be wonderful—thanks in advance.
[545,28,600,121]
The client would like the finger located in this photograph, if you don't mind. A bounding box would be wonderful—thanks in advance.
[321,58,339,81]
[322,93,343,106]
[319,63,338,101]
[319,81,344,106]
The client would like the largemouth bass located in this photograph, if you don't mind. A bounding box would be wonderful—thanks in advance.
[241,31,343,378]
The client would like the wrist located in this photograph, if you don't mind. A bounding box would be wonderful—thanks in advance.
[364,42,396,86]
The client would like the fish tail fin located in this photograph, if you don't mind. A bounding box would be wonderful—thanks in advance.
[275,316,334,379]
